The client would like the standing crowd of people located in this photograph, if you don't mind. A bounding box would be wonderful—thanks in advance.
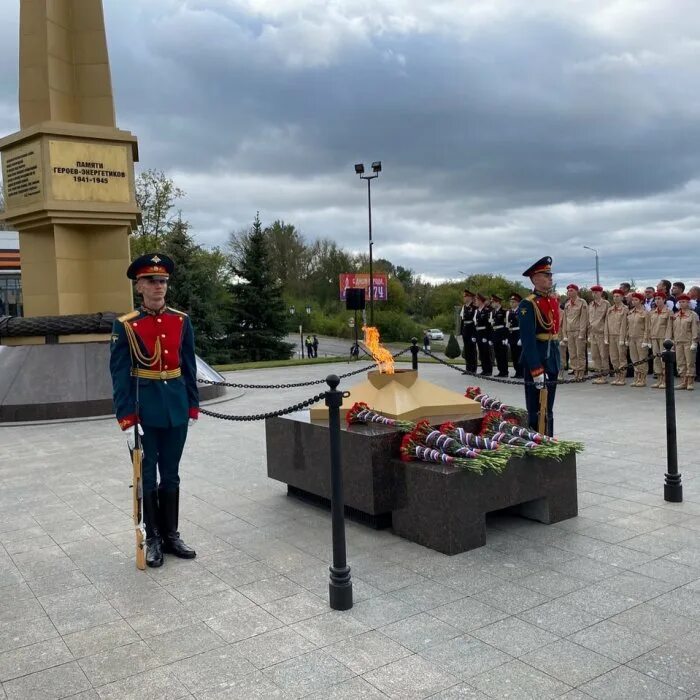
[460,279,700,390]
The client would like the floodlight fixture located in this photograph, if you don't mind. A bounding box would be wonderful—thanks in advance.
[354,163,365,174]
[371,161,382,173]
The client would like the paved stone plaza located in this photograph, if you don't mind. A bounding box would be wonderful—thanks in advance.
[1,360,699,699]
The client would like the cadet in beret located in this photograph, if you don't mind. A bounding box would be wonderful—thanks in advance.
[110,253,199,567]
[588,285,610,384]
[518,257,560,436]
[561,284,588,381]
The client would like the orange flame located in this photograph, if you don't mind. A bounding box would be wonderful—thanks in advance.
[363,326,395,374]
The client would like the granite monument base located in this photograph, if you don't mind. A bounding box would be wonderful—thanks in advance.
[265,413,578,554]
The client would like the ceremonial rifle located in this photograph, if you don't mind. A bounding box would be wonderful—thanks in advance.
[538,384,548,436]
[131,377,146,570]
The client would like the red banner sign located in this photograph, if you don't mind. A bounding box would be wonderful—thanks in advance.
[339,273,388,301]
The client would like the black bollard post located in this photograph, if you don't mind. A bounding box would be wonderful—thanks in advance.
[325,374,353,610]
[662,340,682,502]
[410,337,419,371]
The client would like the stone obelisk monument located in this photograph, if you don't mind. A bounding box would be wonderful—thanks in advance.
[0,0,139,319]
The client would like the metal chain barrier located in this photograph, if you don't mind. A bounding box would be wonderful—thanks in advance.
[197,347,410,389]
[200,391,329,421]
[420,347,662,387]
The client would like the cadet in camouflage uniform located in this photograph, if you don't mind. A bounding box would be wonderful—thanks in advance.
[673,294,699,390]
[605,289,628,386]
[588,285,610,384]
[561,284,588,380]
[626,292,649,387]
[649,291,674,389]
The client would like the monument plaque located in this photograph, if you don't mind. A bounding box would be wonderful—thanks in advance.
[1,140,43,207]
[49,139,131,203]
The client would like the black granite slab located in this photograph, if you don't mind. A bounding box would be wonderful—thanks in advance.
[266,413,578,554]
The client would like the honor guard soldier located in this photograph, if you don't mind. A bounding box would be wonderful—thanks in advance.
[507,293,523,378]
[649,291,674,389]
[460,289,478,373]
[627,292,650,387]
[588,285,610,383]
[518,257,560,436]
[110,253,199,567]
[605,289,629,386]
[490,295,509,377]
[474,294,493,375]
[673,294,698,390]
[561,284,588,380]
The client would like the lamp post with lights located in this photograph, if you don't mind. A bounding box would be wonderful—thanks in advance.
[354,161,381,326]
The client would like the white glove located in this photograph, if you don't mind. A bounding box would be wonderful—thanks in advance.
[517,339,522,346]
[604,340,609,345]
[533,374,545,390]
[188,418,197,427]
[562,337,568,344]
[471,337,476,343]
[503,339,509,346]
[619,340,626,346]
[124,424,144,450]
[691,343,697,351]
[488,341,493,346]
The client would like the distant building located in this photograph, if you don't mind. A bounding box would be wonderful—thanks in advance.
[0,231,22,316]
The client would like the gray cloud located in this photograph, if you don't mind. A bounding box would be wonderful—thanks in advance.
[1,0,699,288]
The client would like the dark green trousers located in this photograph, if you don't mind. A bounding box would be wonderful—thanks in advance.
[141,424,188,492]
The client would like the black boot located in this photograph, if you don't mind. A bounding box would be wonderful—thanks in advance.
[143,490,163,568]
[159,489,196,559]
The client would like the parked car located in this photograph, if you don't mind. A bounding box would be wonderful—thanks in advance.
[427,329,444,341]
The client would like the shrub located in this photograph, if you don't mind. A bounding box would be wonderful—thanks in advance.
[444,333,461,359]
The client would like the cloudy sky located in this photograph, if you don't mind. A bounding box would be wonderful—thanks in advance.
[1,0,699,287]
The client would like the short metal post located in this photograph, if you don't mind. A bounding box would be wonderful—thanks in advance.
[410,337,419,370]
[662,340,682,502]
[325,374,353,610]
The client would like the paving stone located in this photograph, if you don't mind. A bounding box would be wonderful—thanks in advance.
[194,670,288,699]
[77,640,160,687]
[469,659,572,699]
[145,621,225,664]
[0,638,72,683]
[379,613,460,652]
[426,684,490,699]
[125,608,201,639]
[363,654,458,699]
[204,605,284,643]
[236,575,307,605]
[557,583,642,618]
[348,594,419,628]
[261,591,328,624]
[597,570,677,601]
[262,650,353,696]
[232,626,316,669]
[518,569,587,597]
[389,581,466,612]
[209,561,279,588]
[167,646,256,695]
[325,630,411,674]
[303,676,390,699]
[579,665,688,699]
[428,597,508,632]
[95,667,190,699]
[63,619,140,658]
[569,619,664,663]
[2,661,91,700]
[472,581,550,615]
[419,634,512,680]
[182,587,254,620]
[359,563,428,592]
[610,601,698,642]
[650,587,700,621]
[631,559,699,585]
[0,616,58,654]
[518,599,603,636]
[470,617,559,657]
[290,609,370,647]
[551,555,622,582]
[627,643,700,696]
[26,570,92,598]
[521,639,618,686]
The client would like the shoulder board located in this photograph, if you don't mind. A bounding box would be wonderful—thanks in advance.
[117,310,139,323]
[166,307,188,317]
[525,294,536,303]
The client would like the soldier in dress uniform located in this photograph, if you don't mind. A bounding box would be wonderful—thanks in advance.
[588,285,610,384]
[672,294,699,391]
[110,253,199,568]
[605,289,628,386]
[649,291,674,389]
[474,294,493,376]
[626,292,649,387]
[518,256,560,437]
[490,295,509,377]
[460,289,478,373]
[561,284,588,380]
[507,293,522,378]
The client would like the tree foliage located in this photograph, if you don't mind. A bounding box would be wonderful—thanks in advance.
[133,169,185,255]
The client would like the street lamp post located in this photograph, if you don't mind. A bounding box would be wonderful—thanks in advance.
[583,246,600,286]
[355,161,381,326]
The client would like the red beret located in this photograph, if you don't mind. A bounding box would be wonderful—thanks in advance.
[654,291,666,299]
[677,294,690,301]
[590,285,603,292]
[612,289,625,296]
[566,284,579,291]
[631,292,645,302]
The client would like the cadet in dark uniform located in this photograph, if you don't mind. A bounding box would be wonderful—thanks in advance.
[507,293,522,377]
[460,289,478,373]
[474,293,493,375]
[490,295,509,377]
[110,253,199,568]
[518,257,561,436]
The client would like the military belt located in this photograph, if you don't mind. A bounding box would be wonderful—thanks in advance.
[131,368,182,380]
[535,333,556,341]
[508,327,519,332]
[492,325,505,330]
[476,326,487,331]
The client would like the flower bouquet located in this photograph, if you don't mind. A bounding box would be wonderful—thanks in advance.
[345,402,415,432]
[465,386,527,421]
